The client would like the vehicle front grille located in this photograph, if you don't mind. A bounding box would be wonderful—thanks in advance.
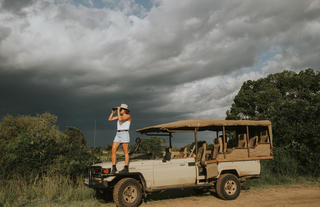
[90,166,102,177]
[88,166,101,186]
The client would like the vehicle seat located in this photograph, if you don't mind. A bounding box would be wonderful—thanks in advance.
[237,134,248,148]
[201,142,207,165]
[249,136,258,148]
[196,142,207,165]
[182,147,188,158]
[213,137,223,159]
[206,149,213,160]
[260,130,270,143]
[176,147,188,158]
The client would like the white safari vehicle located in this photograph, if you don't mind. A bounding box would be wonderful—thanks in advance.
[85,120,273,207]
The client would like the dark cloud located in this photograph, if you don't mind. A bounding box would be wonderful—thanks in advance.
[1,0,34,14]
[0,66,182,146]
[0,26,11,41]
[1,0,320,146]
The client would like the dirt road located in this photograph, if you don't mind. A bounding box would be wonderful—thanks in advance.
[139,185,320,207]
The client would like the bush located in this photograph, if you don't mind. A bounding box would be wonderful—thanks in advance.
[262,141,320,178]
[245,141,320,188]
[0,113,99,179]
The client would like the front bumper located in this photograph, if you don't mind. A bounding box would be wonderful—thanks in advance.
[85,166,114,189]
[84,177,109,188]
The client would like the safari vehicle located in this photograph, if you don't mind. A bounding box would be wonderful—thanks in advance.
[85,120,273,207]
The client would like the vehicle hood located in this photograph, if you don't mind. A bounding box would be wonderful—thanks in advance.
[92,159,155,169]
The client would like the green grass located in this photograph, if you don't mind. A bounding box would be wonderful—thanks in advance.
[0,176,112,207]
[240,158,320,189]
[243,167,320,189]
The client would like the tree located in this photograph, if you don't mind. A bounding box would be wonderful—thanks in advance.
[137,137,165,159]
[64,126,87,145]
[0,113,99,179]
[226,69,320,176]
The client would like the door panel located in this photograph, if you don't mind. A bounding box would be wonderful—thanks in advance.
[129,160,154,187]
[153,158,196,187]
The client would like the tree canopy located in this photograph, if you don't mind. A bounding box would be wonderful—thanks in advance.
[226,69,320,176]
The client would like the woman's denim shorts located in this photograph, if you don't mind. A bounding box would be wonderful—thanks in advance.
[113,131,130,143]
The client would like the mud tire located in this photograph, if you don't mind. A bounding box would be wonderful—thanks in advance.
[216,173,240,200]
[113,178,142,207]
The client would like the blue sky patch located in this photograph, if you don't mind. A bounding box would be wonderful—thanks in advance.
[72,0,154,11]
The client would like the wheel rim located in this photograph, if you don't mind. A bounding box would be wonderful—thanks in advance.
[123,185,138,203]
[224,180,237,195]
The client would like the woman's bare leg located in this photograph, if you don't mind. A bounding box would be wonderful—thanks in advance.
[122,143,129,166]
[112,142,120,165]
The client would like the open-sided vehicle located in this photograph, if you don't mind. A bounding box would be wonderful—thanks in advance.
[85,120,273,207]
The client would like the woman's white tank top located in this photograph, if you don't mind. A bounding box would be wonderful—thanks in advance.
[117,120,131,130]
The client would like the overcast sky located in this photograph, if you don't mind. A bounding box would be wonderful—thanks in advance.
[0,0,320,146]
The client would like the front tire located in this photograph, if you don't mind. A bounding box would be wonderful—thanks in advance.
[216,173,240,200]
[113,178,142,207]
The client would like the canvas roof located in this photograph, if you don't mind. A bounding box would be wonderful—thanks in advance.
[136,120,271,133]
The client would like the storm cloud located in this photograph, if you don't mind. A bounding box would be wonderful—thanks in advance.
[0,0,320,146]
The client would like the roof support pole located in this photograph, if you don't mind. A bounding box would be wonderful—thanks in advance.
[246,125,250,157]
[222,126,226,159]
[194,128,198,154]
[169,132,172,148]
[268,125,273,151]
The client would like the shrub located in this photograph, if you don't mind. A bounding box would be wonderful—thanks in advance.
[0,113,99,179]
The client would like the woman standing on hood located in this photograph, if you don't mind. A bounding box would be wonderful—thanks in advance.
[108,103,131,173]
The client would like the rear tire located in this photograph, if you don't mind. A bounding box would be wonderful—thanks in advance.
[113,178,142,207]
[216,173,240,200]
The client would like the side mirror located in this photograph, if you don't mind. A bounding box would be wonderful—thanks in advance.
[162,150,171,162]
[135,137,141,144]
[129,137,142,155]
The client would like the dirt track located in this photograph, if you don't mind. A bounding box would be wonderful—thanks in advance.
[140,185,320,207]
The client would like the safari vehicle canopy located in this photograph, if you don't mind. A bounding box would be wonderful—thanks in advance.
[136,120,273,162]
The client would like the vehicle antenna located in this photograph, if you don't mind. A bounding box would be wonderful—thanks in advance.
[94,120,96,147]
